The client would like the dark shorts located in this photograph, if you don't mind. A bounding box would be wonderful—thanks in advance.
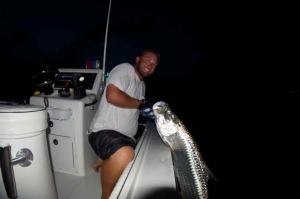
[88,129,136,160]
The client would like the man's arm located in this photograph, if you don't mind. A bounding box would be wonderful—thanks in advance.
[106,84,142,109]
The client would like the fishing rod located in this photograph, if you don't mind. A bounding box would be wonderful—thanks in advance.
[100,0,112,94]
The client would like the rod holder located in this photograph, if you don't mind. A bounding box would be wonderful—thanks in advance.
[0,143,34,199]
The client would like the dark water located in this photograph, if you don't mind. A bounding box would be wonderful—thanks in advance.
[145,73,296,198]
[146,74,227,198]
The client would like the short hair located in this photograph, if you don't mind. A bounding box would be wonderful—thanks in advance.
[140,49,160,65]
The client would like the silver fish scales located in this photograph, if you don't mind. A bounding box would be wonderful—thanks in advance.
[153,101,209,199]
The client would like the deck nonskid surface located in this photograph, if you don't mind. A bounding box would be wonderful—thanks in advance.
[54,170,101,199]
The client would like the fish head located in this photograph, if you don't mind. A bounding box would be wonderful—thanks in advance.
[153,101,179,141]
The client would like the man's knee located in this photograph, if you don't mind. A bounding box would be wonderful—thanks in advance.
[113,146,135,163]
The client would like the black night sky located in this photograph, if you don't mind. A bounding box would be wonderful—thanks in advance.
[0,0,234,98]
[0,0,274,197]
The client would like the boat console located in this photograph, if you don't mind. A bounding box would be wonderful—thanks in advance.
[30,68,103,176]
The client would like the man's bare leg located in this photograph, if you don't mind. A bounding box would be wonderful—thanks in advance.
[92,158,104,173]
[100,146,135,199]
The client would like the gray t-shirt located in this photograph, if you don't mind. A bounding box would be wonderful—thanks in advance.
[89,63,145,141]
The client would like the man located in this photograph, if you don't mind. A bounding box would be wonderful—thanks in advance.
[88,49,160,199]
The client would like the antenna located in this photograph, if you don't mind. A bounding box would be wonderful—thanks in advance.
[100,0,112,94]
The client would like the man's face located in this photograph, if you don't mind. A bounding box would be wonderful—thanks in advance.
[135,52,158,79]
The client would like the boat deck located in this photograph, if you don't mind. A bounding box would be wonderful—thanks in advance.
[53,122,177,199]
[54,170,100,199]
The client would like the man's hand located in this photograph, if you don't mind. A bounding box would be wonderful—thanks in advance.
[138,99,154,119]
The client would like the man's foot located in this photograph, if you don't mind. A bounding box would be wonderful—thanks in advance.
[92,158,104,172]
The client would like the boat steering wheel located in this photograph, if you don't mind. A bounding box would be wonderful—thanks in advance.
[32,67,60,87]
[32,66,61,95]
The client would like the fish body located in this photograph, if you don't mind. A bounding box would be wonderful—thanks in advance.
[153,101,210,199]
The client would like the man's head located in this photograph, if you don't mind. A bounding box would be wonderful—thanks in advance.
[135,49,160,80]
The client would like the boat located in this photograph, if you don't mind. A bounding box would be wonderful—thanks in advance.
[0,1,217,198]
[0,1,178,197]
[0,66,177,199]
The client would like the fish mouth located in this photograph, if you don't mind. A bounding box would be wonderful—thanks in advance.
[153,101,167,112]
[153,101,168,119]
[153,101,178,136]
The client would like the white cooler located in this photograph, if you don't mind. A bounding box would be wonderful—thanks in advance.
[0,105,58,199]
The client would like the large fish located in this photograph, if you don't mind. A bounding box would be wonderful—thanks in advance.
[153,101,215,199]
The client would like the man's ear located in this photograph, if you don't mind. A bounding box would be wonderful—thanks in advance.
[135,56,141,64]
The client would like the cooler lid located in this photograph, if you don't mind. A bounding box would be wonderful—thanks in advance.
[0,105,45,113]
[0,105,48,136]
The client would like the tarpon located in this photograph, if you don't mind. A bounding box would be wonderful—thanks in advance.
[153,101,215,199]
